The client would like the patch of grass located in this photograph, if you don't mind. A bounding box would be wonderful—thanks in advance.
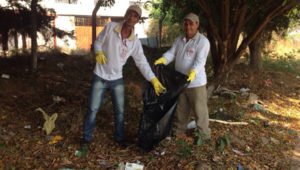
[263,53,300,74]
[176,139,192,158]
[0,143,5,150]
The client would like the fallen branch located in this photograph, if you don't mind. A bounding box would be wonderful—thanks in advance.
[209,119,248,125]
[187,119,248,129]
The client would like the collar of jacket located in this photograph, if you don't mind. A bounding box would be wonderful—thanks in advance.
[182,31,200,42]
[114,22,136,41]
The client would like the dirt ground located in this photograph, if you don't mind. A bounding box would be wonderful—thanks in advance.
[0,50,299,169]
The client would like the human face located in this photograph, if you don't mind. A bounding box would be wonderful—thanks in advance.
[124,10,140,28]
[184,19,199,39]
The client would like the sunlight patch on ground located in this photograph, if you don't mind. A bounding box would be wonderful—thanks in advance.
[271,34,300,56]
[267,100,300,119]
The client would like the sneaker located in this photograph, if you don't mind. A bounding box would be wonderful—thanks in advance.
[75,143,89,157]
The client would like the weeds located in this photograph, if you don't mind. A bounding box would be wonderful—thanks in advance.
[263,52,300,73]
[176,139,192,158]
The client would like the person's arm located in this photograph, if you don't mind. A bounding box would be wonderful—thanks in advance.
[161,37,180,64]
[131,40,155,81]
[94,23,110,53]
[132,40,166,95]
[191,37,210,74]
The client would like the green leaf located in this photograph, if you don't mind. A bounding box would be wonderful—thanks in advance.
[216,134,231,152]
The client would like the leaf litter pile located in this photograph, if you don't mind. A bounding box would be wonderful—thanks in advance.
[0,51,299,169]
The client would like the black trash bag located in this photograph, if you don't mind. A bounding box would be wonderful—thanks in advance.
[138,65,189,151]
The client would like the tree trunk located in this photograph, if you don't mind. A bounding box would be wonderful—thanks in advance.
[1,31,9,55]
[196,0,300,79]
[249,36,263,71]
[30,0,38,73]
[158,10,166,48]
[13,30,19,54]
[91,1,101,53]
[92,0,115,52]
[22,32,27,53]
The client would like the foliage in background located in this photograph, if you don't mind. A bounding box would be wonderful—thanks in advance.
[147,0,300,79]
[0,0,73,53]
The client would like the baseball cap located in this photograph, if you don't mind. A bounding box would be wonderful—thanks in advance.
[125,5,142,17]
[184,13,199,23]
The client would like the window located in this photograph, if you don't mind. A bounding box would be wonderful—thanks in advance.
[55,0,78,4]
[75,16,110,26]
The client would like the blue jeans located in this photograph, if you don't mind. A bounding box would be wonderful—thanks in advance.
[83,74,125,142]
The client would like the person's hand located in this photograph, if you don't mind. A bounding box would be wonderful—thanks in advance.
[187,69,196,82]
[150,77,166,96]
[154,57,167,65]
[95,51,107,64]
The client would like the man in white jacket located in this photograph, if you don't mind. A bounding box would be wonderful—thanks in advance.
[81,5,165,151]
[154,13,211,140]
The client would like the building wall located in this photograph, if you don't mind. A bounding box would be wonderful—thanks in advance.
[41,0,152,53]
[0,0,154,54]
[75,26,104,51]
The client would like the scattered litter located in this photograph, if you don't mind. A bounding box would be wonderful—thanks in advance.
[240,87,250,93]
[75,149,87,157]
[24,125,31,129]
[287,129,297,135]
[270,137,280,145]
[35,108,58,135]
[212,155,222,162]
[165,136,171,141]
[232,148,245,156]
[187,120,196,129]
[117,162,125,170]
[261,137,269,145]
[57,63,64,70]
[52,95,66,103]
[237,163,244,170]
[49,135,63,144]
[296,75,300,79]
[210,108,238,121]
[247,93,259,105]
[98,159,113,168]
[245,145,251,152]
[240,87,250,96]
[214,86,238,98]
[61,157,72,165]
[125,162,144,170]
[1,74,10,79]
[253,103,266,112]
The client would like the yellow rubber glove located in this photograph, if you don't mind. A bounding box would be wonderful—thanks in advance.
[95,51,107,64]
[154,57,167,65]
[150,77,166,96]
[187,69,196,82]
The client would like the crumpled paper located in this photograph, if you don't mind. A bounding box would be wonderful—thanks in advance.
[36,108,58,135]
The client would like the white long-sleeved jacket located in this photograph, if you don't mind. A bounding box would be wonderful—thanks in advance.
[93,22,155,81]
[163,32,210,88]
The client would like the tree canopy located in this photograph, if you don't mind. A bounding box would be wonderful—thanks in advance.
[150,0,300,78]
[0,0,55,52]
